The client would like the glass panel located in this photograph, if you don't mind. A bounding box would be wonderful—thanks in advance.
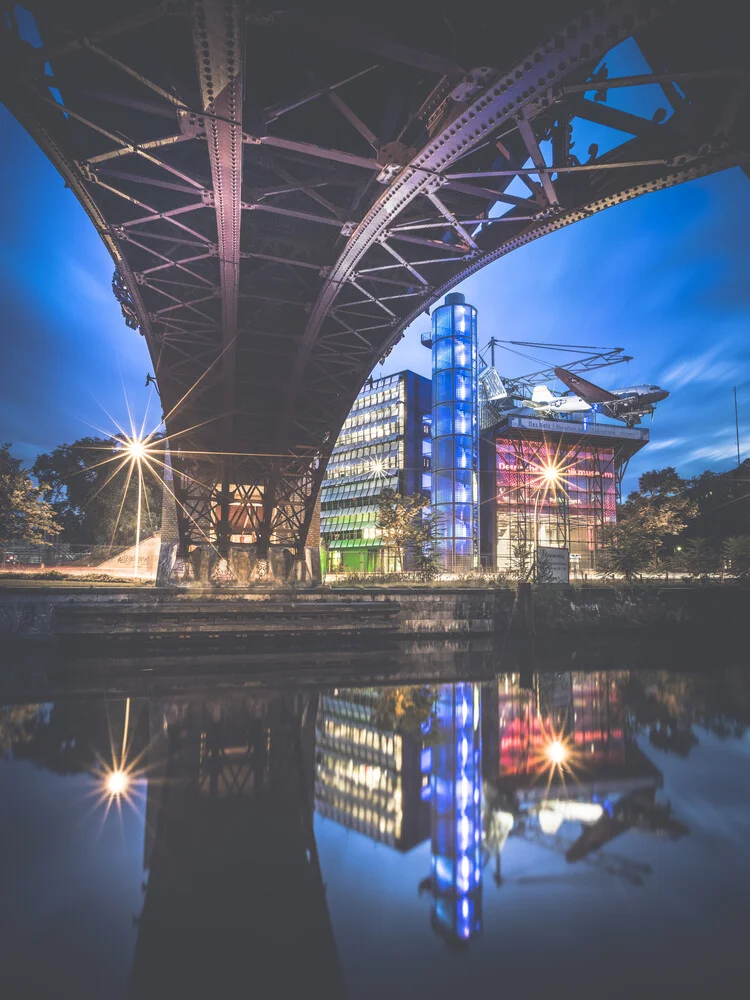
[454,436,472,470]
[453,337,471,369]
[454,402,472,436]
[433,338,452,370]
[435,437,453,470]
[454,503,473,537]
[434,404,453,436]
[434,308,453,340]
[455,371,473,402]
[454,470,472,503]
[453,305,471,336]
[434,475,453,505]
[434,369,453,401]
[435,505,453,537]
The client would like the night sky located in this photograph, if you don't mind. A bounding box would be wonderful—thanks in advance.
[1,36,749,494]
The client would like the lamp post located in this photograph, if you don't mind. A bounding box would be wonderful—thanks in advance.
[532,462,562,580]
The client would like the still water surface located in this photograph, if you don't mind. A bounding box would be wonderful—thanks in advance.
[2,661,750,998]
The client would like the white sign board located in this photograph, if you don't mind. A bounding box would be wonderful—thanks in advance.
[538,546,570,584]
[508,415,647,441]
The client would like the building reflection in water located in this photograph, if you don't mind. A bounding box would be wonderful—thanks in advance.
[484,672,687,885]
[314,671,690,948]
[315,683,484,946]
[426,683,483,945]
[314,690,429,850]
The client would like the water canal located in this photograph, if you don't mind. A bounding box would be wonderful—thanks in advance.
[2,644,749,999]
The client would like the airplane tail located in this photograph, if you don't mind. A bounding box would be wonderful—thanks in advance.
[531,385,555,404]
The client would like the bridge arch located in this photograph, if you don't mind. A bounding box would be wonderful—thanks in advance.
[2,0,747,567]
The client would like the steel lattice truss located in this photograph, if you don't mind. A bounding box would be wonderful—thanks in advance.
[2,0,748,557]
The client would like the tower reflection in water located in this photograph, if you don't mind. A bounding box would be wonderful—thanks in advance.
[315,683,484,946]
[426,683,483,945]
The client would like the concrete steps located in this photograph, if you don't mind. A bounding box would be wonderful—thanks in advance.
[52,598,401,637]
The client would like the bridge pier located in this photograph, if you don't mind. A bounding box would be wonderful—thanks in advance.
[173,542,321,587]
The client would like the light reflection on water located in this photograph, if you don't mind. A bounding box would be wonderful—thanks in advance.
[2,666,750,998]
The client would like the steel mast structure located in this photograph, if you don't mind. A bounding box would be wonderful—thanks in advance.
[1,1,748,578]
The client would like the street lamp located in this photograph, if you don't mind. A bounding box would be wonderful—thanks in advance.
[532,459,565,580]
[106,770,130,796]
[545,739,568,765]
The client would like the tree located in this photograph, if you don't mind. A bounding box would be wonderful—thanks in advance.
[618,467,697,568]
[33,436,162,546]
[684,462,750,544]
[0,444,60,544]
[412,506,441,581]
[682,537,721,580]
[375,487,430,572]
[599,519,652,580]
[512,541,534,581]
[371,685,437,741]
[723,536,750,579]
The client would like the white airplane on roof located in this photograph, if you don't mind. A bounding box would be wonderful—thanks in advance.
[527,384,592,415]
[525,368,669,427]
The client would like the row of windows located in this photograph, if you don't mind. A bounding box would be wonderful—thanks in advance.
[316,754,397,794]
[315,798,401,841]
[321,496,381,512]
[336,422,401,448]
[341,403,403,433]
[320,514,382,538]
[321,475,397,503]
[350,381,403,413]
[326,448,403,481]
[316,777,398,815]
[330,441,401,464]
[319,720,403,766]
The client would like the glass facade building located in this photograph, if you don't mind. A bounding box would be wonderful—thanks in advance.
[481,415,649,574]
[430,292,479,572]
[320,370,431,574]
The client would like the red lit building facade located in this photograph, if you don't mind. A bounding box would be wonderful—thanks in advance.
[480,414,649,574]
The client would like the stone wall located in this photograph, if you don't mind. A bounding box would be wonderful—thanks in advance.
[0,584,747,641]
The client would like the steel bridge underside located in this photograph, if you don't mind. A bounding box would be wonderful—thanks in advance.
[2,0,748,558]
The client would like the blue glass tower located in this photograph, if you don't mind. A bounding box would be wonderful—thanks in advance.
[430,292,478,571]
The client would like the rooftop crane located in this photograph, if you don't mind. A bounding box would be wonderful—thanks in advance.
[479,339,632,398]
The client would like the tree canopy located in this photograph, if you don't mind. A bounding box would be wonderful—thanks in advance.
[32,436,162,546]
[375,487,430,572]
[0,444,60,544]
[615,467,697,569]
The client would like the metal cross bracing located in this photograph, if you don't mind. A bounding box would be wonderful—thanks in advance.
[2,1,748,563]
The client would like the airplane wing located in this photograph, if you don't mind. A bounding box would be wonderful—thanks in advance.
[554,367,618,404]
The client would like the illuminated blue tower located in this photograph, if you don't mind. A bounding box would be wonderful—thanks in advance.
[430,292,479,571]
[428,683,483,944]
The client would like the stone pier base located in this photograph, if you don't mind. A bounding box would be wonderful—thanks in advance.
[182,543,321,587]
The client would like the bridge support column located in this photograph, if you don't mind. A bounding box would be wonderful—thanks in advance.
[156,453,180,587]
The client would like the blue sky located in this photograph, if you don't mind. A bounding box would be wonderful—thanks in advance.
[384,165,750,490]
[1,33,749,494]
